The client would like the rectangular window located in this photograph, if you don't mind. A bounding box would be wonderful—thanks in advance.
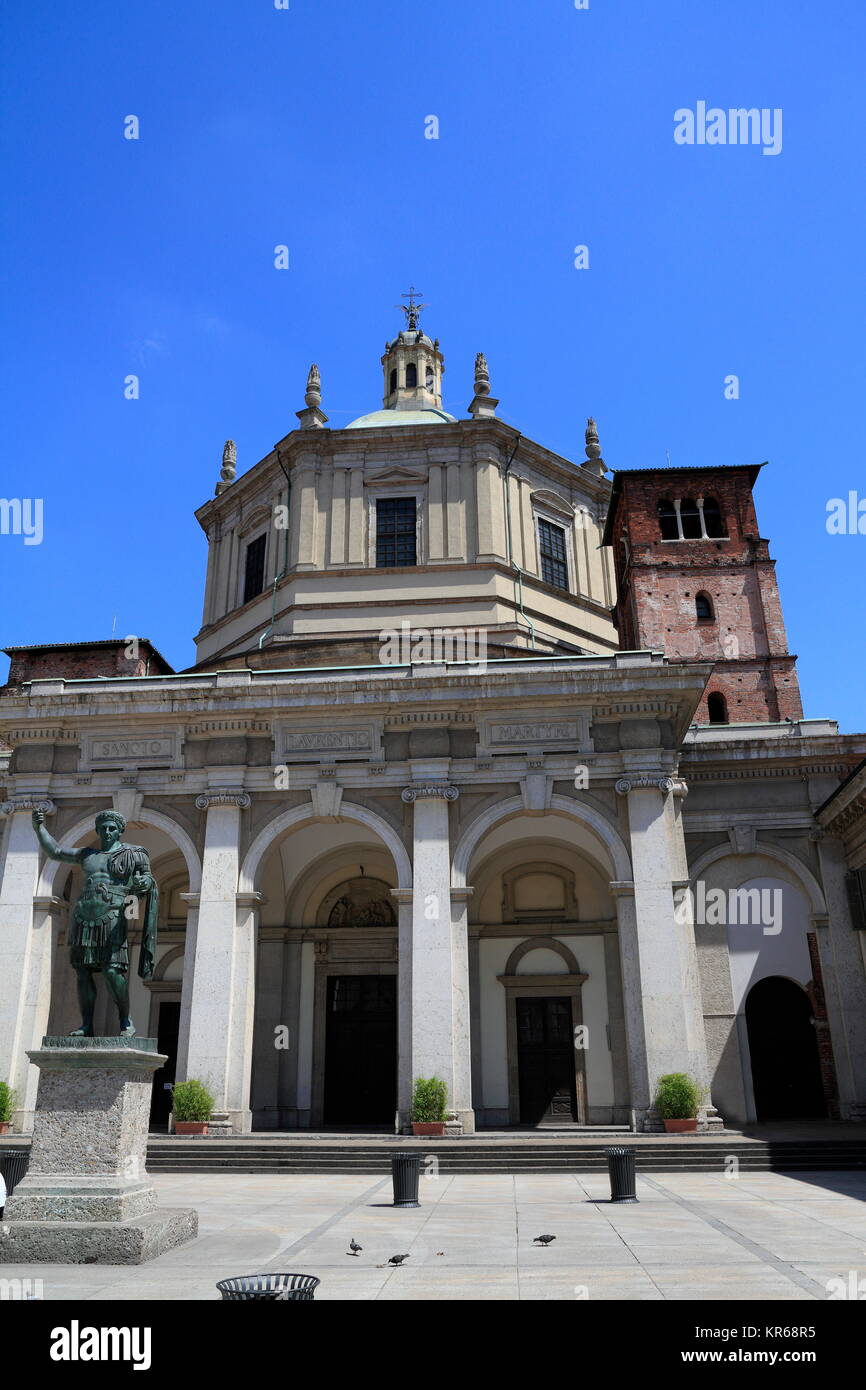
[376,497,417,567]
[243,534,267,603]
[538,518,568,590]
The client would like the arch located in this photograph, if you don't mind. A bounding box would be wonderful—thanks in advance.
[658,497,678,541]
[36,805,202,897]
[451,793,632,886]
[745,976,826,1119]
[152,944,185,981]
[504,936,580,977]
[404,362,417,388]
[687,840,827,917]
[695,591,714,622]
[239,799,412,895]
[707,691,727,723]
[702,496,726,538]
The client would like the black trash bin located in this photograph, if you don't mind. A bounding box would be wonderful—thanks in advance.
[0,1151,29,1216]
[391,1152,421,1208]
[605,1146,638,1203]
[216,1273,320,1301]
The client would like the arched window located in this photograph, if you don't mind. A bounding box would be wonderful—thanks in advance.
[707,691,728,724]
[389,368,397,393]
[702,496,726,538]
[425,365,434,390]
[658,498,679,540]
[405,362,418,388]
[695,592,714,622]
[680,497,702,539]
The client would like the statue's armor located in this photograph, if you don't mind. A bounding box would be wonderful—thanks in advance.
[68,844,150,972]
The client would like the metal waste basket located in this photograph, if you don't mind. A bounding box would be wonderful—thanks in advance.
[216,1273,320,1301]
[605,1146,638,1203]
[391,1151,421,1207]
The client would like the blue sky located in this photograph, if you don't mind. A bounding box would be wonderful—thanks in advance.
[0,0,863,729]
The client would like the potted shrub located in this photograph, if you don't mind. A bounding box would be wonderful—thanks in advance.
[172,1079,214,1136]
[411,1077,448,1137]
[655,1073,704,1133]
[0,1082,15,1135]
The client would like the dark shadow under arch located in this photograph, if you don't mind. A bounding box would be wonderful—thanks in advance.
[745,976,826,1120]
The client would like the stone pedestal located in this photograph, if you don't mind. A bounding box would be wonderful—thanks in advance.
[1,1038,197,1265]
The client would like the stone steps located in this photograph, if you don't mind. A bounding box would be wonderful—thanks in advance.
[145,1140,866,1174]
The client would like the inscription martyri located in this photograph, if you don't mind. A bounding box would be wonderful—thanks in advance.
[478,711,590,754]
[491,722,578,743]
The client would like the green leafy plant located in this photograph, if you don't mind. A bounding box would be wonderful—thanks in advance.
[411,1076,448,1123]
[172,1079,214,1124]
[0,1082,15,1124]
[654,1073,704,1120]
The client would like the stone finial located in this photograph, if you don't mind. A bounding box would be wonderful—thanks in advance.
[305,363,322,408]
[473,352,490,397]
[468,351,498,420]
[581,417,607,475]
[216,439,237,495]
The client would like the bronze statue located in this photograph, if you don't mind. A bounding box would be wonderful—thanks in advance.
[32,808,158,1037]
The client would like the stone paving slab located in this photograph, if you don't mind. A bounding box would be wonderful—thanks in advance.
[2,1169,865,1300]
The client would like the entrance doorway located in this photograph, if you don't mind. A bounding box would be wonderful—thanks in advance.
[150,1000,181,1128]
[745,977,827,1120]
[323,974,396,1125]
[516,996,578,1124]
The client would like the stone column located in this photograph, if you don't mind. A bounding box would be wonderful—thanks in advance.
[177,791,253,1133]
[392,888,414,1127]
[0,797,55,1132]
[402,767,474,1133]
[813,833,866,1118]
[614,775,712,1130]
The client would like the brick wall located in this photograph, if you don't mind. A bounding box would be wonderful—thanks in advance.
[608,467,803,723]
[3,641,173,687]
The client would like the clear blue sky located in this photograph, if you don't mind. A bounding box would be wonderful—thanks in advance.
[1,0,863,729]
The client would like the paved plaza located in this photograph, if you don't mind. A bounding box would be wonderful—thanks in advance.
[2,1168,865,1301]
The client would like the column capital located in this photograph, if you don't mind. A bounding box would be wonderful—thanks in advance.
[614,776,677,797]
[195,790,251,810]
[450,887,474,904]
[401,784,459,803]
[236,891,265,909]
[32,895,65,915]
[1,797,55,816]
[608,880,636,897]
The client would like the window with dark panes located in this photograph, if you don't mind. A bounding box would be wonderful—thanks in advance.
[376,497,417,567]
[538,518,568,590]
[243,534,267,603]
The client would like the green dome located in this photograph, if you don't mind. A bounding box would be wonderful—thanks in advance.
[345,407,457,430]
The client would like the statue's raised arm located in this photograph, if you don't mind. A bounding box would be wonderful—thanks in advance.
[31,808,88,864]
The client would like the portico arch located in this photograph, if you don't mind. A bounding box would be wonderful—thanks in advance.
[240,800,412,895]
[451,793,632,887]
[37,806,201,898]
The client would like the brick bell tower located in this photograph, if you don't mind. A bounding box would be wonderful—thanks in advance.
[601,463,803,724]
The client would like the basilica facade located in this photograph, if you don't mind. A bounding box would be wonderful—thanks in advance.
[1,305,865,1135]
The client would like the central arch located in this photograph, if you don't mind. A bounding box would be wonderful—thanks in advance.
[239,800,412,895]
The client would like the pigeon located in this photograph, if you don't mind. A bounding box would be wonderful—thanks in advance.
[388,1254,410,1266]
[533,1234,556,1246]
[348,1238,362,1256]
